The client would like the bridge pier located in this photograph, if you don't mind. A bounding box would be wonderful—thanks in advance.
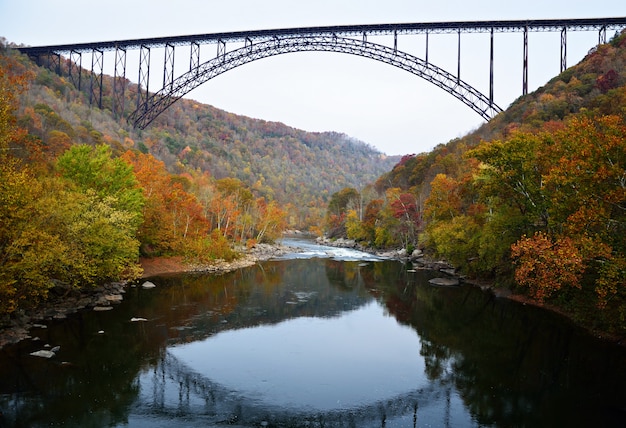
[190,41,200,73]
[164,43,175,90]
[599,25,607,44]
[489,28,494,104]
[523,26,528,96]
[89,48,103,109]
[68,50,82,91]
[112,46,126,120]
[560,27,567,73]
[137,45,151,114]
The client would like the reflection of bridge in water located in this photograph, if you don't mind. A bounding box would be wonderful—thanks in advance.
[136,350,455,427]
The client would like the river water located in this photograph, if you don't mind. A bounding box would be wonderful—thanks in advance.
[1,239,625,427]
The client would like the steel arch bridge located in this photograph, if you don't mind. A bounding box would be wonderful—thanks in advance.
[131,34,502,128]
[16,17,626,129]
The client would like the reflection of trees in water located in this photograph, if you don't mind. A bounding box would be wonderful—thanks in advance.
[0,310,147,427]
[4,258,625,426]
[370,262,626,427]
[0,259,382,427]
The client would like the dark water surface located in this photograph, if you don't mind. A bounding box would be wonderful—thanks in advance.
[1,242,625,427]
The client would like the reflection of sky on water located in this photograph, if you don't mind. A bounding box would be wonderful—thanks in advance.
[168,301,425,411]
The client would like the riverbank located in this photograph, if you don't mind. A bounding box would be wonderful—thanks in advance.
[318,237,626,346]
[0,242,299,349]
[140,242,298,277]
[2,238,623,349]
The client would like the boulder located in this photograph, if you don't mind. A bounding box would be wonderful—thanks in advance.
[141,281,156,289]
[104,294,123,303]
[428,277,460,286]
[30,350,56,359]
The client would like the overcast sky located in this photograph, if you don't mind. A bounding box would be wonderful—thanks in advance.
[1,1,625,155]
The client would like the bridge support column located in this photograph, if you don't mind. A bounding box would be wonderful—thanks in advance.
[45,52,61,76]
[457,29,461,82]
[69,50,82,91]
[489,28,494,104]
[137,45,151,114]
[425,31,429,64]
[89,48,103,108]
[164,43,175,90]
[599,25,607,44]
[113,46,127,120]
[560,27,567,73]
[190,41,200,73]
[394,30,398,54]
[218,39,226,61]
[522,26,528,96]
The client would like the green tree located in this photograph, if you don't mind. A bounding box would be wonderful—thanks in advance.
[57,144,144,227]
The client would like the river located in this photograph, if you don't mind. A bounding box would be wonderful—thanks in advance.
[0,238,625,427]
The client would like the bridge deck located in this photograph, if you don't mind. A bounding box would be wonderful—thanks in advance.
[16,17,626,54]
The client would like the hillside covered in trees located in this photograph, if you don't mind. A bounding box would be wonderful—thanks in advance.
[325,30,626,335]
[0,41,399,318]
[4,39,399,232]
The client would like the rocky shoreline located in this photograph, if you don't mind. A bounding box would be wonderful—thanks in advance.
[2,237,623,350]
[0,242,299,350]
[0,238,458,349]
[315,236,459,273]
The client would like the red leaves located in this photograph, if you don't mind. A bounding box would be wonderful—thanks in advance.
[596,69,619,93]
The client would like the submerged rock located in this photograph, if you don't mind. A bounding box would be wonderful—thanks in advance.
[428,277,460,286]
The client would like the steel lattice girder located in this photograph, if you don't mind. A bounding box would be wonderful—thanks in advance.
[17,17,626,54]
[129,35,503,128]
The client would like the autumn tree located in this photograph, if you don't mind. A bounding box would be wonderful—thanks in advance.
[121,150,209,257]
[325,187,360,238]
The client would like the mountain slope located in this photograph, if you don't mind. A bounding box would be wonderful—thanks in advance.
[5,43,399,230]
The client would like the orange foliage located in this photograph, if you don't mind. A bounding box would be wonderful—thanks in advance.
[511,232,584,302]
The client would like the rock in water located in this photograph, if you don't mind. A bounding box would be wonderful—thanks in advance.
[141,281,156,289]
[30,350,56,359]
[428,277,460,286]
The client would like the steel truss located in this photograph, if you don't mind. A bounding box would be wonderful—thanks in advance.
[129,35,503,128]
[17,17,626,128]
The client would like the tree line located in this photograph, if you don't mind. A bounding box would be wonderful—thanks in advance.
[0,51,286,317]
[325,30,626,334]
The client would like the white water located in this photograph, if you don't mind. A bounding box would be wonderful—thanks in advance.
[277,237,385,262]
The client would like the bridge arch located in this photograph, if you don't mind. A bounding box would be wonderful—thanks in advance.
[129,34,502,129]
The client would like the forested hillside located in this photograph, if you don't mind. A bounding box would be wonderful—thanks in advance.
[0,41,400,318]
[5,40,398,231]
[326,29,626,335]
